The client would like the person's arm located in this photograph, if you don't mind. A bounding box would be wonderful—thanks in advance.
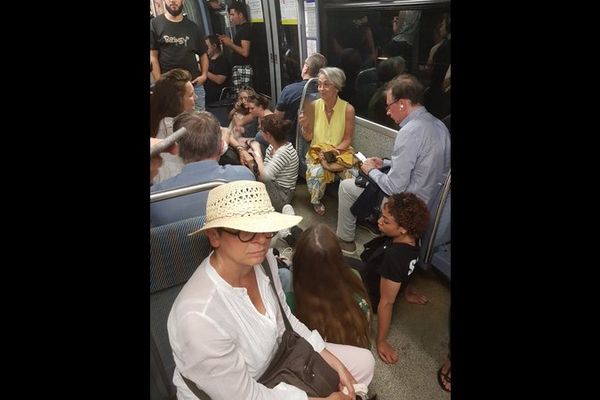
[335,102,355,151]
[177,309,311,399]
[299,100,315,142]
[249,140,266,179]
[376,277,402,364]
[228,135,255,169]
[150,49,161,82]
[318,349,357,398]
[367,128,418,195]
[195,53,209,85]
[220,35,251,58]
[207,69,227,84]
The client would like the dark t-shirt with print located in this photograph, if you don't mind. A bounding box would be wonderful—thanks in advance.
[150,14,208,79]
[361,236,419,310]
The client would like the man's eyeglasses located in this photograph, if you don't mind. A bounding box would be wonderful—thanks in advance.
[220,228,276,242]
[386,98,401,112]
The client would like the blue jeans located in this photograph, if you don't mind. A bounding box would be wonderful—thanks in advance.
[194,84,206,111]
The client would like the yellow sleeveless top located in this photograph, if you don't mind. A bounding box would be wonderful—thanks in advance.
[312,97,348,146]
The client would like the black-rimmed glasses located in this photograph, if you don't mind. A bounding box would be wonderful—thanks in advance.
[220,228,276,242]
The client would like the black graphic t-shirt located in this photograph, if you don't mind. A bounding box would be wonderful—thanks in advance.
[150,14,208,79]
[361,237,419,309]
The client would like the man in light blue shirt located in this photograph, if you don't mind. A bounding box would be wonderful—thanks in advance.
[151,111,254,227]
[336,74,450,254]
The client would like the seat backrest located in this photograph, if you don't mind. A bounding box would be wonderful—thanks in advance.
[418,169,451,271]
[150,215,211,400]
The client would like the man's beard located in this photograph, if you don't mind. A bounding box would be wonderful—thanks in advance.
[165,3,184,17]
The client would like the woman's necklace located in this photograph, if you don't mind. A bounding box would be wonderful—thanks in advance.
[324,103,335,117]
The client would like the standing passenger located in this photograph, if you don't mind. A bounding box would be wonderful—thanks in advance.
[150,0,209,111]
[218,1,253,96]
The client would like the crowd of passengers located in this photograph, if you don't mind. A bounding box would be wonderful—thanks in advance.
[150,3,450,397]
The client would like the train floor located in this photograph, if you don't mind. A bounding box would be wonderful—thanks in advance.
[271,181,451,399]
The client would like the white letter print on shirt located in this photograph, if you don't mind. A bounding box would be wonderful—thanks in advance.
[408,258,417,275]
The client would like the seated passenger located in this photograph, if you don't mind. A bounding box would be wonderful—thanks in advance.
[336,73,450,254]
[228,86,258,138]
[167,180,375,399]
[150,68,197,184]
[298,67,357,216]
[345,193,429,364]
[291,223,372,349]
[150,111,255,227]
[243,94,274,155]
[247,114,298,212]
[204,34,231,103]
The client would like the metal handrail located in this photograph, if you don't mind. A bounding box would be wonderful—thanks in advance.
[422,169,451,264]
[295,77,319,151]
[150,180,228,203]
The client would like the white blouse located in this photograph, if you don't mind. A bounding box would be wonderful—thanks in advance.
[167,250,326,400]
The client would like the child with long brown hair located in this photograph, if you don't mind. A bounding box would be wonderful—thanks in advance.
[292,223,372,349]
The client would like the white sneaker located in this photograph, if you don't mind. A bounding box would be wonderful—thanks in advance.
[279,204,295,238]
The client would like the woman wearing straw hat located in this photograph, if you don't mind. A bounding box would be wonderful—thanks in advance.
[167,180,374,400]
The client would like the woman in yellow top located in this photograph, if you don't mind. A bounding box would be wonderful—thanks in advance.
[299,67,357,215]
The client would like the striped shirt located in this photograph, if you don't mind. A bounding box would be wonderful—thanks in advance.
[263,142,298,190]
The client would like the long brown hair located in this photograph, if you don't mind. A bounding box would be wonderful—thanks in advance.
[292,223,371,348]
[150,68,192,137]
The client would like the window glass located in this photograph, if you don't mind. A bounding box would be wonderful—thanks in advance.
[321,3,450,125]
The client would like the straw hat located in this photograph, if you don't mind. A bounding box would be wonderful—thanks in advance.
[189,180,302,235]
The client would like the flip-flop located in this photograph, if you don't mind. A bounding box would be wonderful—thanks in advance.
[437,365,451,392]
[312,202,326,215]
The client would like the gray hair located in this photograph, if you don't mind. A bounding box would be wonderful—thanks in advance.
[173,111,221,162]
[318,67,346,91]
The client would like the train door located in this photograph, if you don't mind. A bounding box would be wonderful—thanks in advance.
[233,0,305,102]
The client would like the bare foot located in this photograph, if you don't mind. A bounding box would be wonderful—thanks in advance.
[376,340,399,364]
[404,288,429,305]
[312,202,326,215]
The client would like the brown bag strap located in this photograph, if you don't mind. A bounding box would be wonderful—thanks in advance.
[181,374,212,400]
[261,259,293,332]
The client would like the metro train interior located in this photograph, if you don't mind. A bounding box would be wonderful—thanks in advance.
[150,1,451,399]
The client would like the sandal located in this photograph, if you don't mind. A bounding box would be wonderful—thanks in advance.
[437,363,451,392]
[312,202,325,216]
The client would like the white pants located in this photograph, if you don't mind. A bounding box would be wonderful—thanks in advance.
[336,178,365,242]
[325,342,375,387]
